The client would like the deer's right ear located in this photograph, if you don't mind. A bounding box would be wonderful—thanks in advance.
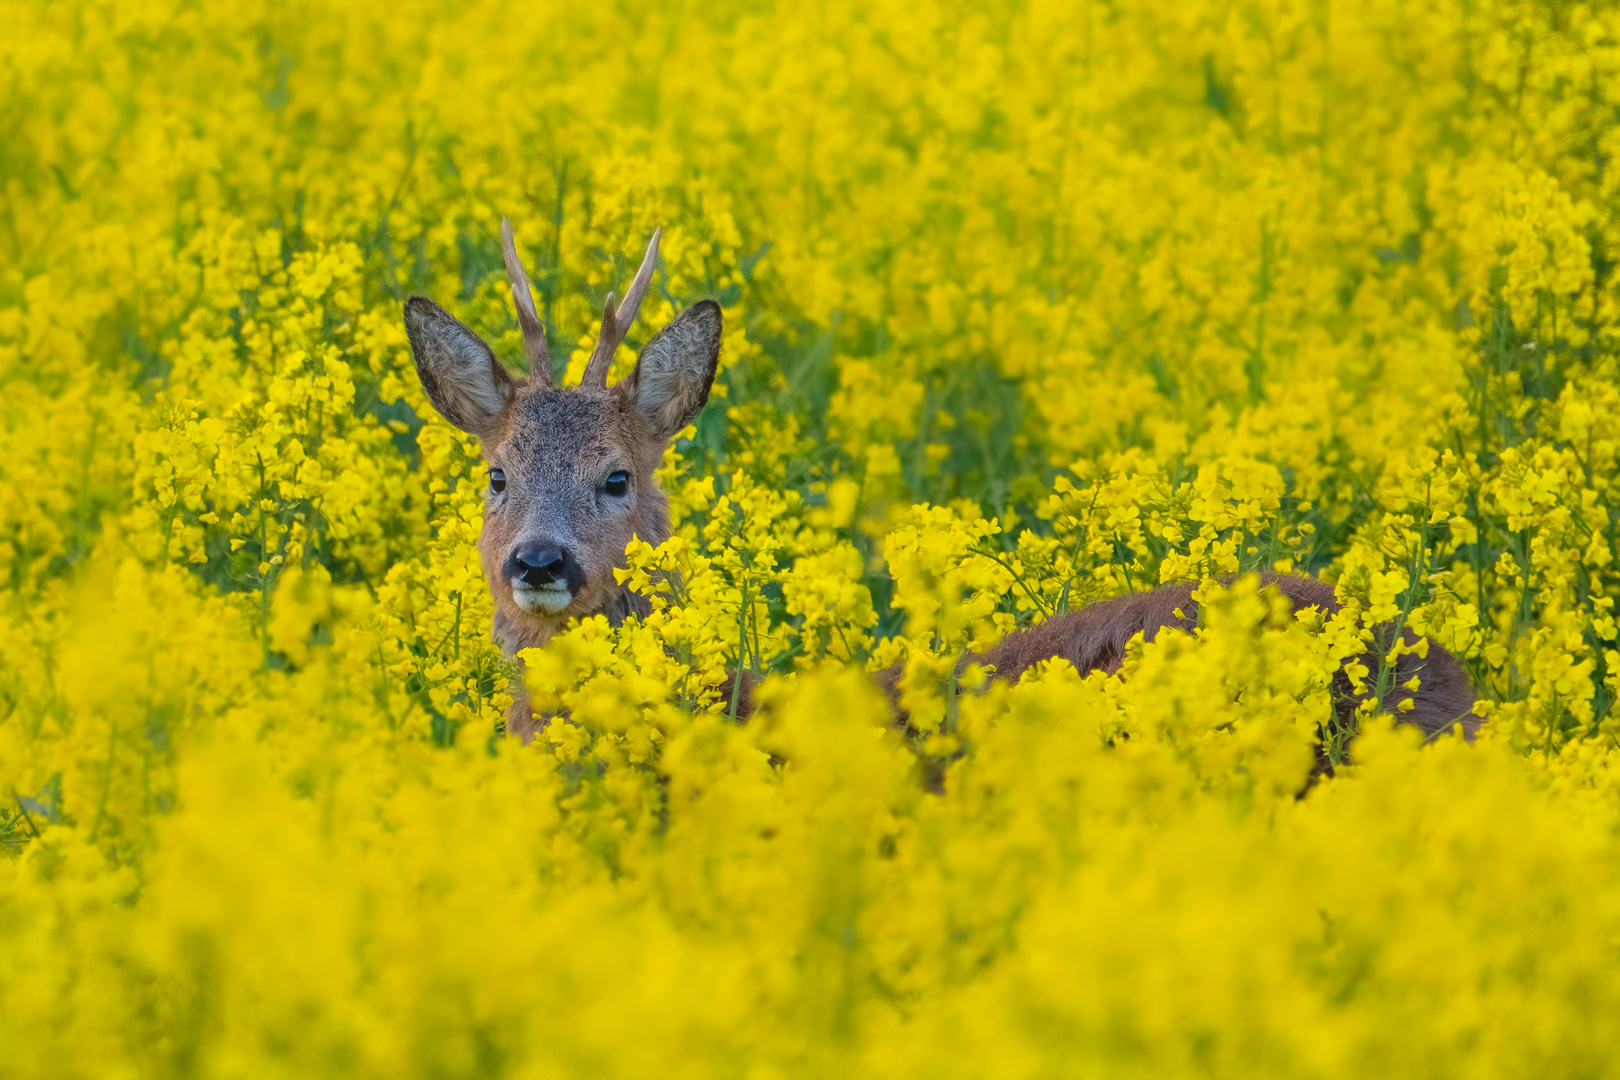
[403,297,521,438]
[626,299,723,439]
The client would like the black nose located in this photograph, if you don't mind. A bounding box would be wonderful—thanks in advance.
[510,544,568,588]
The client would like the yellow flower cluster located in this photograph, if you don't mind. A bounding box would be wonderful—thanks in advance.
[4,0,1620,1074]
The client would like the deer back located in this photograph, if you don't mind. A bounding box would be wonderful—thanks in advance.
[973,574,1478,740]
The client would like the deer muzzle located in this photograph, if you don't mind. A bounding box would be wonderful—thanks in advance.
[506,542,584,615]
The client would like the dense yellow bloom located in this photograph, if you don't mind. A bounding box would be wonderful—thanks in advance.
[4,0,1620,1075]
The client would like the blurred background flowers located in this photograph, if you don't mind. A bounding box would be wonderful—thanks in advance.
[4,0,1620,1075]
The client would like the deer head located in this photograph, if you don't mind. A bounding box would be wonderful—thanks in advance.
[403,219,722,654]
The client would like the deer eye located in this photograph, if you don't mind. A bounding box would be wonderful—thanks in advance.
[489,468,506,494]
[604,470,630,497]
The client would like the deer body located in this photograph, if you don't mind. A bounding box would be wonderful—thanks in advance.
[971,574,1479,740]
[404,220,1477,748]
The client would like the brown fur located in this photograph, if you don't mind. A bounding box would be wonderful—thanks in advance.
[485,385,670,743]
[404,261,724,741]
[403,297,518,436]
[971,575,1479,741]
[478,386,671,650]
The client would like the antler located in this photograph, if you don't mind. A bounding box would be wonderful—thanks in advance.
[501,216,552,385]
[580,227,662,388]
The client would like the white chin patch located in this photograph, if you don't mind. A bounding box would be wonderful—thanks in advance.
[511,584,574,615]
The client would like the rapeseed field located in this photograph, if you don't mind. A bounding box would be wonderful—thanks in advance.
[4,0,1620,1074]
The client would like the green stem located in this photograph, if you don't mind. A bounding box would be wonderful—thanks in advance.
[11,789,40,839]
[89,721,119,843]
[729,573,749,722]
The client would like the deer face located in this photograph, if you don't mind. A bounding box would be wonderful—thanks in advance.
[478,385,665,625]
[403,222,721,652]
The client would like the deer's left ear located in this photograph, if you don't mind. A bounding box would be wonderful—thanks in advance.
[403,297,521,438]
[627,299,722,438]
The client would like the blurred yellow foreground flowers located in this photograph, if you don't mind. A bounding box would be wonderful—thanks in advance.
[4,0,1620,1075]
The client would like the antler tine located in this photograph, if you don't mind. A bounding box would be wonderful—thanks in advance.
[581,227,663,388]
[501,216,552,385]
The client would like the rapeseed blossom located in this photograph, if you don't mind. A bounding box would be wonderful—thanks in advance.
[4,0,1620,1075]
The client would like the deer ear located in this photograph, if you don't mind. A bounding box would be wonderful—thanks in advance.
[403,297,521,438]
[627,299,722,438]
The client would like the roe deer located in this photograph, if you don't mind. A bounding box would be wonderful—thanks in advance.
[404,219,719,741]
[952,573,1478,743]
[403,219,1478,748]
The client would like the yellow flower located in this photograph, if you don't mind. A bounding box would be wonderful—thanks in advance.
[4,1,1620,1075]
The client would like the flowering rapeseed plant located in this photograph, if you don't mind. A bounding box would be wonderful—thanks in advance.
[4,0,1620,1075]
